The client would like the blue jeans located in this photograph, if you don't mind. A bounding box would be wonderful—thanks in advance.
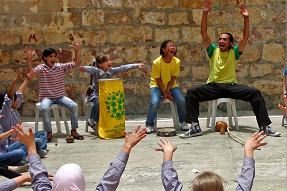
[34,130,47,151]
[90,98,99,122]
[41,96,79,132]
[0,138,42,165]
[145,87,186,127]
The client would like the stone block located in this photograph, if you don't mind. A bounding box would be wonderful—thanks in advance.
[22,102,36,117]
[12,49,27,66]
[208,10,232,25]
[0,50,10,66]
[84,31,107,46]
[149,45,160,65]
[246,0,268,5]
[179,64,191,79]
[192,65,210,80]
[134,66,151,78]
[180,0,204,8]
[140,12,165,25]
[181,81,205,93]
[91,0,100,7]
[218,28,243,43]
[250,63,274,78]
[107,13,133,24]
[0,15,23,30]
[24,14,53,28]
[262,43,285,63]
[67,0,90,8]
[238,45,260,63]
[251,25,277,41]
[81,48,98,65]
[69,12,81,25]
[192,9,203,25]
[4,1,34,14]
[66,69,76,79]
[182,27,216,43]
[43,31,70,44]
[21,28,43,45]
[154,28,180,43]
[37,0,63,13]
[221,0,238,6]
[123,81,150,95]
[236,63,249,79]
[114,70,135,78]
[124,0,151,8]
[168,12,189,25]
[176,45,203,62]
[234,7,262,23]
[82,9,104,26]
[110,26,152,44]
[66,83,89,102]
[0,68,18,82]
[56,48,73,64]
[102,0,122,9]
[153,0,178,8]
[78,69,91,80]
[253,80,282,94]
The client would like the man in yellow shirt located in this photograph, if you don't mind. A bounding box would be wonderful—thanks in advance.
[181,0,280,138]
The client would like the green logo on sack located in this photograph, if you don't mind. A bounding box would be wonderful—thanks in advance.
[105,90,125,120]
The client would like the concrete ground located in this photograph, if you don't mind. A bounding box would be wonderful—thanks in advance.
[1,109,286,191]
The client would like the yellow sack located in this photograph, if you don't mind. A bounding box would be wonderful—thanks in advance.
[98,78,125,139]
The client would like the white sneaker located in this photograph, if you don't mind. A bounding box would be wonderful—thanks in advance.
[37,150,47,158]
[180,122,189,131]
[146,126,153,134]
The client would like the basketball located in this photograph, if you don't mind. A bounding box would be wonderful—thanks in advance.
[215,121,228,131]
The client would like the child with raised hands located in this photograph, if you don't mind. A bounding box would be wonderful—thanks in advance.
[9,123,147,191]
[155,131,267,191]
[25,40,84,142]
[80,55,146,132]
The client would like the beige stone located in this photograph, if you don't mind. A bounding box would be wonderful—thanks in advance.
[82,9,104,26]
[221,0,239,6]
[246,0,268,5]
[182,27,216,43]
[84,31,107,46]
[218,28,244,43]
[21,28,43,45]
[192,9,203,25]
[179,64,191,79]
[192,65,210,80]
[91,0,101,7]
[262,43,285,63]
[12,49,27,66]
[181,81,205,93]
[140,12,165,25]
[69,12,81,25]
[124,0,151,8]
[253,80,282,94]
[0,50,10,66]
[0,30,20,46]
[107,13,133,24]
[153,0,178,8]
[251,25,277,41]
[168,12,189,25]
[37,0,63,13]
[66,69,76,79]
[81,48,98,65]
[0,15,23,29]
[4,1,34,14]
[102,0,122,8]
[238,45,260,63]
[181,0,219,8]
[22,102,36,117]
[149,45,161,64]
[234,7,262,23]
[250,63,274,78]
[0,68,18,82]
[236,63,249,79]
[176,45,203,62]
[208,10,232,25]
[123,81,150,95]
[24,14,53,28]
[110,26,153,44]
[67,0,90,8]
[154,28,180,43]
[43,31,70,44]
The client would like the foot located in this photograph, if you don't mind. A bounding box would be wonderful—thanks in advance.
[12,164,29,173]
[259,125,281,137]
[146,126,153,134]
[179,124,202,138]
[88,119,95,127]
[71,129,84,140]
[180,121,189,131]
[47,132,52,143]
[37,150,48,158]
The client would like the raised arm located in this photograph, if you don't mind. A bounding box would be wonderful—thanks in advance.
[201,0,212,49]
[70,39,82,67]
[238,4,250,53]
[7,69,22,100]
[17,69,37,94]
[24,47,35,73]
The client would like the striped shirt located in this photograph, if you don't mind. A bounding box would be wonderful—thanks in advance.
[34,62,76,100]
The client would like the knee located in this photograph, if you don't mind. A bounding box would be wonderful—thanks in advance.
[150,100,160,110]
[70,102,78,111]
[186,87,197,96]
[35,138,43,148]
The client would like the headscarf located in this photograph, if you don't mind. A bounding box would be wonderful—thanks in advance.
[52,163,85,191]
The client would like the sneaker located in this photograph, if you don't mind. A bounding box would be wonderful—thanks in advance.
[259,125,281,137]
[37,150,47,158]
[180,122,189,131]
[88,119,95,128]
[12,164,29,173]
[146,126,153,134]
[283,115,287,127]
[179,124,202,138]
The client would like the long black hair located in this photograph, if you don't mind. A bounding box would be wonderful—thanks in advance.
[160,40,177,57]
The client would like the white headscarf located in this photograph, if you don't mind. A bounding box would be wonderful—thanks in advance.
[52,163,85,191]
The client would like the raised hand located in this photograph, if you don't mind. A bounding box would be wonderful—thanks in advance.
[70,39,82,52]
[26,68,38,81]
[24,47,35,61]
[203,0,212,13]
[122,125,147,154]
[240,3,249,18]
[14,68,23,82]
[155,138,177,162]
[244,131,267,158]
[79,65,86,73]
[137,60,146,68]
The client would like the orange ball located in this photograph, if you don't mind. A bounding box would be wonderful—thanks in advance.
[215,121,227,131]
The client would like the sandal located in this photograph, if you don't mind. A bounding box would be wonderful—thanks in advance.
[47,132,52,143]
[71,130,84,140]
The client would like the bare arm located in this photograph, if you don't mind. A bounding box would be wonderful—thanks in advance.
[70,40,82,67]
[201,0,212,49]
[0,127,13,142]
[7,69,22,99]
[24,47,35,73]
[17,69,37,94]
[238,4,250,53]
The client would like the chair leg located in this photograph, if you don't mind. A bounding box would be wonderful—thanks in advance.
[226,102,233,127]
[231,100,239,130]
[206,101,212,128]
[85,104,92,132]
[170,101,180,130]
[35,108,39,132]
[53,108,61,133]
[60,107,70,135]
[211,100,217,131]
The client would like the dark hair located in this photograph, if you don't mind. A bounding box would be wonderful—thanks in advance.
[42,48,57,63]
[0,91,17,110]
[220,32,234,45]
[160,40,177,57]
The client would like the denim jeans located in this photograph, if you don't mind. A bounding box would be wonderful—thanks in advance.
[41,96,79,132]
[145,87,186,127]
[90,98,99,122]
[34,130,47,151]
[0,138,41,165]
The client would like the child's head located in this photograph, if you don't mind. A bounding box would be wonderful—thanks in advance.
[0,91,18,110]
[160,40,177,58]
[192,171,225,191]
[94,55,111,72]
[42,48,57,67]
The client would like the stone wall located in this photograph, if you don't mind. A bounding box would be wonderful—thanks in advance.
[0,0,286,116]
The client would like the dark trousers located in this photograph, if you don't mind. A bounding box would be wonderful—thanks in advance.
[0,163,21,179]
[186,83,271,127]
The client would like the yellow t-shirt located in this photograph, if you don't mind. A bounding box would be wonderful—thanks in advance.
[150,56,180,89]
[207,43,241,84]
